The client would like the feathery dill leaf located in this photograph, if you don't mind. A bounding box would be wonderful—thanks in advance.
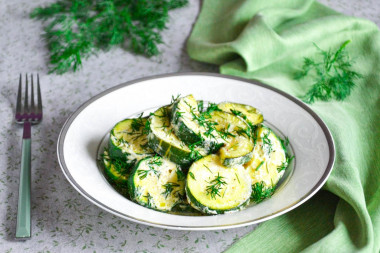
[30,0,188,74]
[206,173,227,199]
[295,40,362,104]
[251,182,275,203]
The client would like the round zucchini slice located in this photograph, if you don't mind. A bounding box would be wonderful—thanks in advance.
[102,150,129,196]
[109,117,154,166]
[218,102,263,126]
[128,156,186,212]
[209,111,254,166]
[186,154,252,214]
[171,95,223,153]
[148,106,207,167]
[244,125,290,202]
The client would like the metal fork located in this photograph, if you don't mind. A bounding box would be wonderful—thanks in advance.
[15,74,43,240]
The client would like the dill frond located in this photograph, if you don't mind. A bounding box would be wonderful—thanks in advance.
[295,40,362,104]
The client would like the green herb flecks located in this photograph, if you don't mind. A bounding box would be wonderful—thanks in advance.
[176,169,186,181]
[206,173,227,199]
[30,0,188,74]
[131,114,145,132]
[137,156,162,179]
[251,182,275,203]
[277,155,294,173]
[262,132,273,155]
[162,182,180,198]
[255,161,265,171]
[143,193,155,208]
[188,141,204,161]
[189,172,196,180]
[295,40,362,104]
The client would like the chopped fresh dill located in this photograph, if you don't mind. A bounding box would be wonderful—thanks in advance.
[162,182,180,198]
[198,100,204,112]
[230,109,246,120]
[143,120,151,135]
[218,127,236,140]
[137,156,162,179]
[235,173,241,184]
[189,172,196,180]
[262,131,273,155]
[255,161,265,171]
[102,151,131,174]
[206,173,227,199]
[295,40,362,104]
[277,155,294,172]
[176,111,184,118]
[176,169,186,181]
[171,94,181,104]
[203,103,221,115]
[251,182,275,203]
[131,114,145,132]
[280,136,290,149]
[236,126,252,139]
[188,141,203,161]
[204,164,212,173]
[143,193,155,208]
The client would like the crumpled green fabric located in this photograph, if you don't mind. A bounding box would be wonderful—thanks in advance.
[187,0,380,252]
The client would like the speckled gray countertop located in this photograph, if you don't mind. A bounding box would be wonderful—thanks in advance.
[0,0,379,252]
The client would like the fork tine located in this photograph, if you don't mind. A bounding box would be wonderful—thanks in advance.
[31,74,35,115]
[16,74,22,116]
[37,74,42,117]
[24,73,29,114]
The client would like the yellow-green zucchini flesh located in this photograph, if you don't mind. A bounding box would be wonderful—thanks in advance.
[186,154,251,214]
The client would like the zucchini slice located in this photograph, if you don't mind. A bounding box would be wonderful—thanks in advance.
[244,125,289,202]
[109,117,154,166]
[209,111,254,166]
[128,156,186,212]
[171,95,223,153]
[102,150,129,196]
[148,106,207,167]
[218,102,263,126]
[186,154,252,214]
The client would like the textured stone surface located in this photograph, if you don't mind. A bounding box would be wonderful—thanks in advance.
[0,0,378,252]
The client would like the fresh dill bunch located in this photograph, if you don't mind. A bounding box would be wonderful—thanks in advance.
[30,0,188,74]
[206,173,227,199]
[295,40,362,104]
[251,182,275,203]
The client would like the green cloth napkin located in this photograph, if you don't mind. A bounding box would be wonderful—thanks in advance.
[187,0,380,252]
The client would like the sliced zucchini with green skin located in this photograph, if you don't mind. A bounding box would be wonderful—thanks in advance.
[148,106,207,167]
[109,117,154,166]
[209,111,254,166]
[171,95,223,153]
[244,125,289,201]
[186,154,252,214]
[218,102,263,126]
[128,156,186,212]
[102,150,129,196]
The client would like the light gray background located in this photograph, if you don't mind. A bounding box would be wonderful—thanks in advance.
[0,0,379,252]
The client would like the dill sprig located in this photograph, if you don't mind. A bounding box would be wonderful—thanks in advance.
[30,0,188,74]
[206,173,227,199]
[143,193,155,208]
[262,132,273,155]
[137,156,162,179]
[131,114,144,132]
[277,155,294,173]
[251,182,275,203]
[162,182,180,198]
[295,40,362,104]
[176,169,186,181]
